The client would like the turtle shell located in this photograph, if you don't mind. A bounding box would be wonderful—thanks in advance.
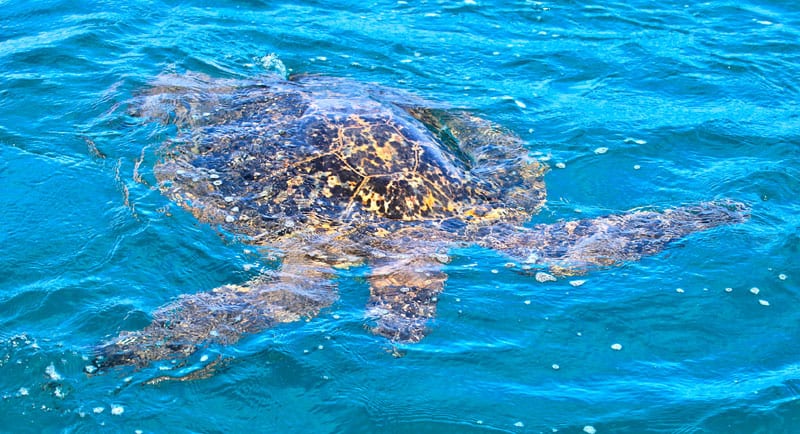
[149,75,542,241]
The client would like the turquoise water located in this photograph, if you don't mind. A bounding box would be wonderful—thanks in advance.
[1,0,799,432]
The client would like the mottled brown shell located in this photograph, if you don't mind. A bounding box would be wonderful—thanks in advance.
[148,74,546,242]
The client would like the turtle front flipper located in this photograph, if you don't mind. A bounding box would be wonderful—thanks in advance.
[366,252,449,343]
[92,253,337,371]
[479,200,749,275]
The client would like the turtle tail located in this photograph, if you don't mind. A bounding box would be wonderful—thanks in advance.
[480,200,749,275]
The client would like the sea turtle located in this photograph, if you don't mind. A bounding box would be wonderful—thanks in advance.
[93,71,747,370]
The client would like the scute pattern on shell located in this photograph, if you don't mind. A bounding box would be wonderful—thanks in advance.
[154,75,546,242]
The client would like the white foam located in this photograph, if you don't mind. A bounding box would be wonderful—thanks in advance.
[45,363,62,381]
[624,137,647,145]
[259,53,288,78]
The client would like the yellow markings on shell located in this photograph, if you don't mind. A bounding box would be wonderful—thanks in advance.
[483,208,507,220]
[374,142,396,163]
[287,175,304,187]
[360,190,385,213]
[373,132,404,163]
[463,206,506,222]
[374,227,391,238]
[422,191,437,211]
[322,175,342,198]
[327,175,341,187]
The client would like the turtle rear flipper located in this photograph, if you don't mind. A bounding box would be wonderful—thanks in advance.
[366,252,448,343]
[91,256,338,371]
[484,200,749,275]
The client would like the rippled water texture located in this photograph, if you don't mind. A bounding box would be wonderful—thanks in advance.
[1,0,799,432]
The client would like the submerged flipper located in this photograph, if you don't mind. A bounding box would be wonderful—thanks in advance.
[92,252,337,370]
[366,252,448,343]
[478,201,749,275]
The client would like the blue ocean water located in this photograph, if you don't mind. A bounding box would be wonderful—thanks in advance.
[1,0,799,432]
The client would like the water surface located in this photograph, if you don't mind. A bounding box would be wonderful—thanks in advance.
[1,0,799,432]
